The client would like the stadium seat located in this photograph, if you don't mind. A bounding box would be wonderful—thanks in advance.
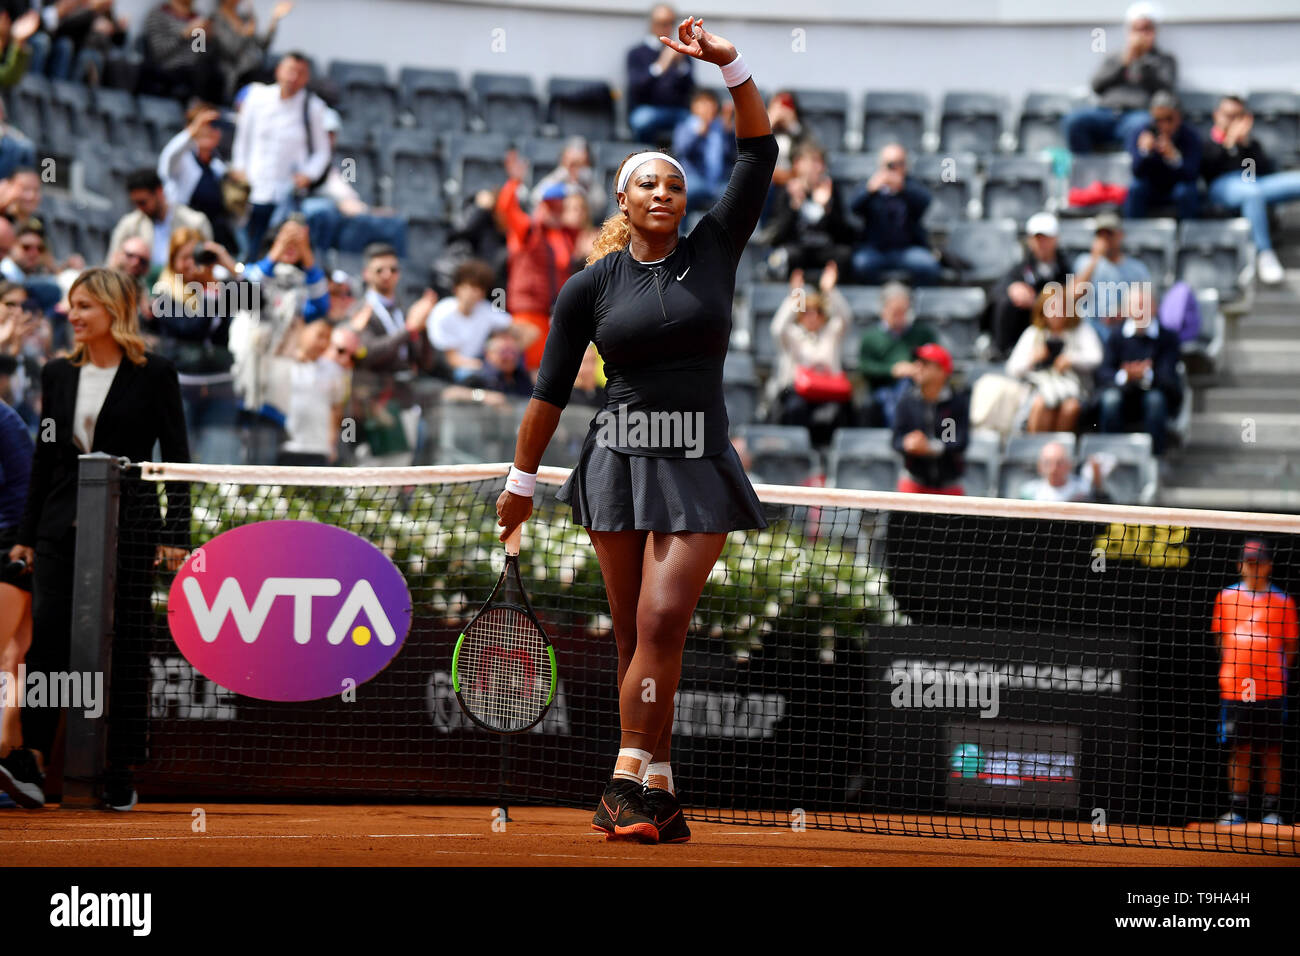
[1068,152,1132,191]
[943,219,1020,283]
[913,287,987,360]
[828,151,877,197]
[435,399,524,465]
[442,132,511,201]
[862,91,928,156]
[1078,432,1157,505]
[827,428,897,492]
[722,351,760,429]
[86,87,137,148]
[385,128,444,216]
[1176,89,1223,137]
[999,431,1077,498]
[8,73,50,145]
[1016,91,1079,154]
[793,88,850,152]
[1181,287,1225,373]
[136,95,184,153]
[330,60,399,131]
[48,79,92,154]
[738,424,819,486]
[1056,217,1095,264]
[333,138,382,206]
[546,77,616,141]
[1119,217,1178,291]
[405,215,449,271]
[400,68,469,133]
[744,281,795,370]
[470,72,540,138]
[1246,90,1300,166]
[939,91,1008,158]
[1176,218,1253,301]
[963,428,1001,497]
[982,155,1054,226]
[911,152,977,230]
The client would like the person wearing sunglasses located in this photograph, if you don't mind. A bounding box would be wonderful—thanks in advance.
[849,143,940,286]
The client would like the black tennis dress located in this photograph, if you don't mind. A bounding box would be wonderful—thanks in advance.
[532,133,779,533]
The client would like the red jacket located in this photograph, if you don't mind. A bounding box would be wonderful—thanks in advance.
[496,178,576,315]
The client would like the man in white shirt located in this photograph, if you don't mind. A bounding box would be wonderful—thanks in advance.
[428,259,513,382]
[1019,441,1108,503]
[230,51,331,260]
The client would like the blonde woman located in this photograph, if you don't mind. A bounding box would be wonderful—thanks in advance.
[1005,287,1104,433]
[0,268,190,811]
[767,261,852,444]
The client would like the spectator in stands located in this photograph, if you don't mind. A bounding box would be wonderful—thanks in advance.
[1212,538,1297,828]
[1019,442,1108,503]
[849,143,939,286]
[348,242,439,378]
[766,262,851,445]
[0,9,39,88]
[0,166,40,221]
[626,3,694,145]
[497,149,577,371]
[859,281,938,428]
[159,104,238,254]
[150,228,243,464]
[326,323,360,371]
[109,169,213,273]
[570,343,606,408]
[1124,91,1201,220]
[108,236,152,321]
[672,89,736,212]
[767,90,804,188]
[435,189,508,297]
[1005,288,1103,434]
[230,218,328,463]
[0,279,41,425]
[326,269,356,321]
[40,0,127,83]
[990,212,1071,359]
[531,136,604,220]
[0,219,60,315]
[0,98,33,180]
[443,329,534,405]
[892,343,968,494]
[140,0,221,101]
[278,318,346,466]
[759,140,854,279]
[565,191,600,273]
[429,259,514,383]
[210,0,295,103]
[1097,284,1181,455]
[1063,1,1176,154]
[1203,95,1300,286]
[1071,211,1152,342]
[229,51,331,261]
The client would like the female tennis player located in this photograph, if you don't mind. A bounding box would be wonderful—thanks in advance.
[496,15,776,843]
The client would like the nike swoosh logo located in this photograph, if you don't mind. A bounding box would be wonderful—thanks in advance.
[602,797,622,824]
[677,266,690,281]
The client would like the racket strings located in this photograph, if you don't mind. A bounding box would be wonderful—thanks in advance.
[461,606,550,731]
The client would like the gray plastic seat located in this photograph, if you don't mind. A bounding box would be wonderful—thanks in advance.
[1078,432,1157,504]
[471,72,540,137]
[964,428,1002,498]
[939,91,1008,157]
[944,219,1020,283]
[1017,91,1080,154]
[401,68,469,132]
[1176,218,1253,301]
[547,77,615,141]
[1247,91,1300,166]
[912,152,977,230]
[793,88,850,151]
[862,91,928,155]
[983,155,1053,226]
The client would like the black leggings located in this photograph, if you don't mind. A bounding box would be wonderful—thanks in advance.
[24,528,155,767]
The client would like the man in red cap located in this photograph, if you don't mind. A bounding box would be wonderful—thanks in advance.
[891,343,969,494]
[1212,538,1297,827]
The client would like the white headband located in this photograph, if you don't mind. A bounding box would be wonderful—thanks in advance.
[616,152,687,195]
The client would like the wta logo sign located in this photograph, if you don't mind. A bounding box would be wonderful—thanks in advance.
[167,521,413,701]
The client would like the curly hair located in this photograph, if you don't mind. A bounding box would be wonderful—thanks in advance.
[586,149,680,265]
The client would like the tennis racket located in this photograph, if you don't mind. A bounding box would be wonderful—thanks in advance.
[452,525,556,733]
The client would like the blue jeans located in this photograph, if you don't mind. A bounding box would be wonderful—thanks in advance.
[1063,107,1151,154]
[1099,386,1170,455]
[628,105,689,145]
[0,133,36,180]
[1208,170,1300,252]
[243,202,278,261]
[852,245,941,286]
[871,379,913,429]
[1124,177,1200,220]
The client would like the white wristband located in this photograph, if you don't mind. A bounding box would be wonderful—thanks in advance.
[719,52,751,88]
[506,465,537,497]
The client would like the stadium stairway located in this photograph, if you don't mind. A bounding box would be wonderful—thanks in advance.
[1161,221,1300,512]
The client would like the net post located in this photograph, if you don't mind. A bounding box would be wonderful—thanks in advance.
[62,453,122,809]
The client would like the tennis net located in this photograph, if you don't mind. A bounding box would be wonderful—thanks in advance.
[65,458,1300,854]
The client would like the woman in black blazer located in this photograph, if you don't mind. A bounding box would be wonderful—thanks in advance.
[0,267,191,810]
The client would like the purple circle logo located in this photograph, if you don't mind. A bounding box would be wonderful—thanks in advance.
[167,520,413,702]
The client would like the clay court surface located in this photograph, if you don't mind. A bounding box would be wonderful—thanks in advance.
[3,805,1297,866]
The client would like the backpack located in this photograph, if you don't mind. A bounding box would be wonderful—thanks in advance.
[1157,281,1201,344]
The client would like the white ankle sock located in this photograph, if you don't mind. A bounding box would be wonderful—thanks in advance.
[612,748,653,783]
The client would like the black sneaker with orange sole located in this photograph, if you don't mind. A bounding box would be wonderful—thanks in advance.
[591,778,659,843]
[643,786,690,844]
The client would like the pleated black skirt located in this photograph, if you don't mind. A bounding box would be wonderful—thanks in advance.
[557,430,769,533]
